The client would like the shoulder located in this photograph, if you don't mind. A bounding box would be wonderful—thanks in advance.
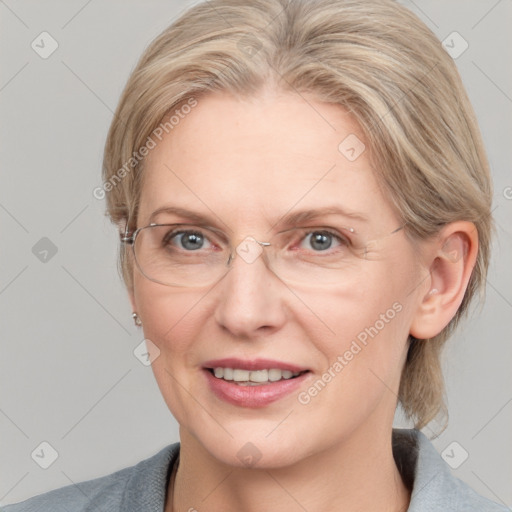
[393,429,508,512]
[1,443,180,512]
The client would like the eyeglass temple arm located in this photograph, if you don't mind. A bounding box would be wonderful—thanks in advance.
[120,231,134,244]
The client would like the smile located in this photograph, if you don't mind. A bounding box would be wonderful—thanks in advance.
[209,367,306,385]
[202,358,311,407]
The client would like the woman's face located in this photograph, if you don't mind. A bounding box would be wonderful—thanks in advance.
[130,90,428,468]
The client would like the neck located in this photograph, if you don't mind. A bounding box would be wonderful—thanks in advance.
[167,425,411,512]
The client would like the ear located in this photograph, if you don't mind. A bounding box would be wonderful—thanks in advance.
[127,287,137,313]
[409,221,479,340]
[118,219,138,316]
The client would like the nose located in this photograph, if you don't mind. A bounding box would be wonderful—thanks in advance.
[213,238,287,339]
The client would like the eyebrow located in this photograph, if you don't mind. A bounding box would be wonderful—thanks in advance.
[273,206,369,227]
[150,206,224,226]
[148,205,369,231]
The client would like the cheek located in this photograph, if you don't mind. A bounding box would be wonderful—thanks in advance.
[134,277,206,358]
[133,279,214,424]
[300,260,416,370]
[295,271,413,423]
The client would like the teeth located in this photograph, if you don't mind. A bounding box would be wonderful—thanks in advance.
[211,367,302,383]
[249,369,268,382]
[233,369,250,382]
[268,369,282,382]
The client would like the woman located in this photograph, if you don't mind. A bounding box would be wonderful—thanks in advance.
[4,0,507,510]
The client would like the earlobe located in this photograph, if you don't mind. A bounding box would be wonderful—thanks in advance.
[128,287,137,315]
[409,222,478,340]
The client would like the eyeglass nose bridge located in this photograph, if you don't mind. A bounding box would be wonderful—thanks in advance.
[227,236,272,266]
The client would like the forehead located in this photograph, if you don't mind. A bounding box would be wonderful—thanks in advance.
[138,91,395,230]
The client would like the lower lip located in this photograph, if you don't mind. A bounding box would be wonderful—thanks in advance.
[204,369,310,408]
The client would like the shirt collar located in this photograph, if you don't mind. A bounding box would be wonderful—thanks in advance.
[119,442,179,511]
[117,429,500,511]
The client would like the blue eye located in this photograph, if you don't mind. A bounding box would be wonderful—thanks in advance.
[300,230,348,252]
[165,229,212,251]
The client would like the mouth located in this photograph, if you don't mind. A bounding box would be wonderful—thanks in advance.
[202,358,311,407]
[205,367,309,385]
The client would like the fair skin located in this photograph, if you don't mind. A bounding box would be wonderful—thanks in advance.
[128,89,478,512]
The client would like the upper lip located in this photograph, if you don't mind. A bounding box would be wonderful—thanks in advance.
[202,358,309,373]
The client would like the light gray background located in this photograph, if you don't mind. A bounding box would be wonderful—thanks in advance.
[1,0,511,507]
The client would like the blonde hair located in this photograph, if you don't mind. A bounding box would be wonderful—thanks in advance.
[102,0,493,430]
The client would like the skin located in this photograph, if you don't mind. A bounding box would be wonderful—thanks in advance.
[128,88,478,512]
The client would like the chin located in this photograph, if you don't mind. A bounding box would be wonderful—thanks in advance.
[211,439,309,470]
[186,418,321,470]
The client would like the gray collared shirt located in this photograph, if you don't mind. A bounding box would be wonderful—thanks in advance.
[2,429,508,511]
